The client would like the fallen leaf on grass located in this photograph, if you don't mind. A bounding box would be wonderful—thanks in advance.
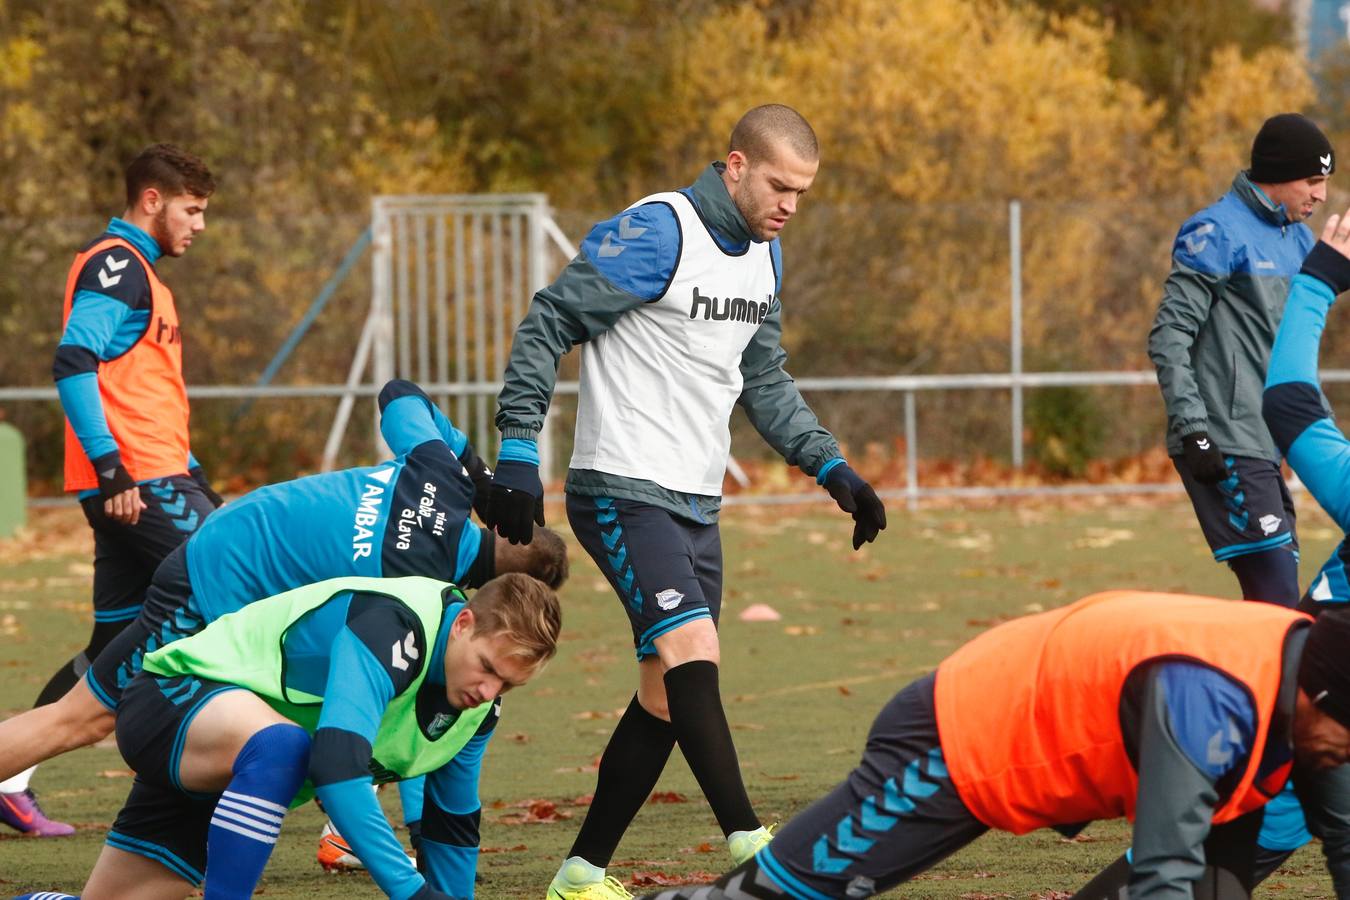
[647,791,687,804]
[99,769,135,778]
[1032,892,1073,900]
[678,842,716,854]
[506,732,530,743]
[480,844,529,853]
[571,794,594,806]
[838,685,852,696]
[763,773,800,781]
[497,800,572,824]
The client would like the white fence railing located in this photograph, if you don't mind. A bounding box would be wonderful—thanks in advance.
[10,368,1347,508]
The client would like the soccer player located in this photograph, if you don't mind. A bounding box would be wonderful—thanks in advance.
[3,145,224,837]
[0,379,568,838]
[631,591,1350,900]
[12,570,561,900]
[486,104,887,899]
[1148,113,1334,607]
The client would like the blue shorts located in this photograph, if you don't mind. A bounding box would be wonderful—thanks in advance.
[1173,455,1298,562]
[566,494,722,660]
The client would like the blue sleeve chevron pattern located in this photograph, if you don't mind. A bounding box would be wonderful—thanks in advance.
[420,728,493,898]
[1263,274,1350,528]
[496,202,677,440]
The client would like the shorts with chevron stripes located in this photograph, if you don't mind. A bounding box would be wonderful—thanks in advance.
[79,474,215,624]
[751,673,987,899]
[566,494,722,660]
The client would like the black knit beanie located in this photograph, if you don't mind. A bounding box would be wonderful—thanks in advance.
[1299,606,1350,729]
[1250,113,1335,184]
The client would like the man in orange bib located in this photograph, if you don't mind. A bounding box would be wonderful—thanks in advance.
[636,592,1350,900]
[0,145,221,837]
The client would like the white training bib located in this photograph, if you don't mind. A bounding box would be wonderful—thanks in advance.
[570,191,777,495]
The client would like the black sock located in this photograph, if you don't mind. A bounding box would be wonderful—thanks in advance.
[569,695,676,866]
[1228,549,1299,608]
[33,656,82,708]
[33,618,126,708]
[665,660,758,836]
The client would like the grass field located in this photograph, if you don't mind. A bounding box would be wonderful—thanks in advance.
[0,496,1342,898]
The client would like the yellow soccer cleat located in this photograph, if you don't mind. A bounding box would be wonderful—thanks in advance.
[727,823,776,866]
[546,859,634,900]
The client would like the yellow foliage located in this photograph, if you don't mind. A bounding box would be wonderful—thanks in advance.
[1175,45,1315,202]
[678,0,1173,204]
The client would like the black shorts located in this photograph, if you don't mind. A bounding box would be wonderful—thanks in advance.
[1173,455,1298,562]
[108,671,242,883]
[86,542,206,711]
[567,494,722,660]
[79,474,215,625]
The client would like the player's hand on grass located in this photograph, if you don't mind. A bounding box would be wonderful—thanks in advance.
[489,438,544,545]
[823,462,887,550]
[1181,431,1228,485]
[1303,207,1350,295]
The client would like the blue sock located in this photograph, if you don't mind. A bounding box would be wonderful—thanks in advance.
[11,894,79,899]
[204,723,310,899]
[398,776,425,827]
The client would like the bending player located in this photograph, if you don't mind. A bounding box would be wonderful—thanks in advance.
[632,590,1350,900]
[0,379,568,851]
[1071,206,1350,900]
[12,571,561,900]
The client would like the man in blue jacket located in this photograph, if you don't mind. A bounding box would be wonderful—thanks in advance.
[1148,113,1334,606]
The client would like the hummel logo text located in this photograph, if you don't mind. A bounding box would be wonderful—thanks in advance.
[1196,438,1211,450]
[689,287,770,324]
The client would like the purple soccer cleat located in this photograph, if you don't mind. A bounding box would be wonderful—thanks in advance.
[0,789,75,837]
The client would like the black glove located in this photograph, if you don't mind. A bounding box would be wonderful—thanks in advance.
[407,819,426,874]
[189,465,225,508]
[459,447,494,524]
[822,462,887,550]
[489,439,544,545]
[91,451,135,500]
[1181,431,1229,485]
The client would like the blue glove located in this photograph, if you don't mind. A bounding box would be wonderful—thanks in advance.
[820,460,887,550]
[489,439,544,545]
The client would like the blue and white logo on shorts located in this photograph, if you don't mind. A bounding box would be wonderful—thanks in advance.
[656,588,684,611]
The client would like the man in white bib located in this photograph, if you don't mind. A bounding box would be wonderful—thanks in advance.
[485,104,887,900]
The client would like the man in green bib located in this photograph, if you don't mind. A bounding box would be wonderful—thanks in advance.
[31,571,561,900]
